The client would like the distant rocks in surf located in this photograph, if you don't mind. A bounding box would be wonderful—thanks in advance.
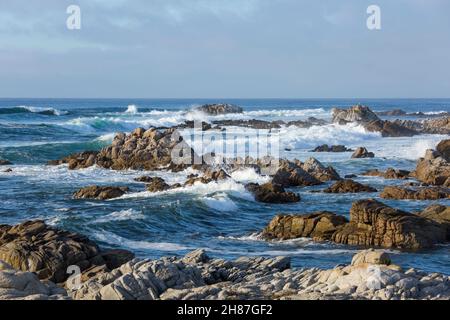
[393,117,450,135]
[73,185,129,200]
[311,144,353,153]
[380,185,450,200]
[351,147,375,158]
[0,159,12,165]
[362,168,411,179]
[412,139,450,186]
[196,103,243,115]
[323,179,377,193]
[262,199,449,249]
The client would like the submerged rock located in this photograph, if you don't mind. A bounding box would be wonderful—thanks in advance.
[323,180,377,193]
[380,186,450,200]
[351,147,375,159]
[245,182,300,204]
[196,103,243,115]
[0,220,134,283]
[0,160,12,165]
[311,145,353,152]
[73,186,129,200]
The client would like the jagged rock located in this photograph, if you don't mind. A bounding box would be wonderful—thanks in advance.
[145,177,171,192]
[436,139,450,161]
[393,117,450,135]
[351,249,391,266]
[47,151,98,169]
[301,158,341,182]
[73,186,129,200]
[323,180,377,193]
[375,109,407,117]
[362,168,411,179]
[380,186,450,200]
[0,160,12,165]
[352,147,375,159]
[0,220,134,283]
[213,119,283,130]
[196,104,243,115]
[245,182,300,204]
[331,199,447,249]
[184,169,230,186]
[417,205,450,240]
[332,105,417,137]
[261,212,348,241]
[311,145,353,152]
[413,144,450,186]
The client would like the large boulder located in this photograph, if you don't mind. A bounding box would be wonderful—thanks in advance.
[352,147,375,159]
[417,205,450,240]
[0,220,134,283]
[196,103,243,115]
[144,177,171,192]
[413,145,450,186]
[323,179,377,193]
[311,145,353,152]
[331,200,447,249]
[351,249,391,266]
[245,182,300,204]
[362,168,411,180]
[47,151,98,169]
[380,186,450,200]
[436,139,450,161]
[73,186,129,200]
[261,212,348,241]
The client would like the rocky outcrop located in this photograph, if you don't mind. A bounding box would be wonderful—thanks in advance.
[262,200,448,249]
[184,169,230,186]
[375,109,407,117]
[47,151,98,170]
[261,212,347,241]
[417,205,450,240]
[73,186,129,200]
[196,103,243,115]
[144,177,171,192]
[0,261,68,300]
[380,186,450,200]
[436,139,450,161]
[311,145,353,152]
[323,180,377,193]
[0,220,134,283]
[332,105,417,137]
[352,147,375,158]
[331,200,447,249]
[413,143,450,186]
[362,168,411,180]
[0,160,12,165]
[246,182,300,204]
[393,117,450,135]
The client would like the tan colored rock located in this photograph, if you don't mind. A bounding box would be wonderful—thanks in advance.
[380,186,450,200]
[351,147,374,159]
[73,186,129,200]
[418,205,450,240]
[323,179,377,193]
[246,182,300,204]
[351,249,391,266]
[414,148,450,186]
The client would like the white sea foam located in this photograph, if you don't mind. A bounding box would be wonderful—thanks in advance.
[202,193,238,212]
[125,104,139,114]
[19,105,68,116]
[93,209,145,223]
[230,168,270,184]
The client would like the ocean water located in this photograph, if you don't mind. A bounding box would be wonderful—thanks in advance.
[0,98,449,274]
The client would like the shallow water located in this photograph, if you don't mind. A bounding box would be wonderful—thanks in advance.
[0,98,449,274]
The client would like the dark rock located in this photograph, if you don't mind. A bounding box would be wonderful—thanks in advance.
[197,104,243,115]
[345,174,357,179]
[436,139,450,162]
[418,205,450,240]
[380,186,450,200]
[323,180,377,193]
[362,168,411,179]
[375,109,407,116]
[146,177,171,192]
[0,160,12,165]
[73,186,129,200]
[351,147,375,159]
[311,145,353,153]
[245,182,300,204]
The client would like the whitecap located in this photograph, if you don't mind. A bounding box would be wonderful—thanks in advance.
[93,209,145,223]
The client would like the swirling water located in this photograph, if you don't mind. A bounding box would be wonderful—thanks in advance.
[0,98,449,274]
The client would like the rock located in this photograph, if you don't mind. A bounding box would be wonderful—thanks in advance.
[47,151,98,169]
[73,186,129,200]
[311,145,353,152]
[380,186,450,200]
[345,174,357,179]
[351,249,391,266]
[245,182,300,204]
[351,147,375,159]
[375,109,407,116]
[196,104,243,115]
[413,145,450,186]
[213,119,283,130]
[436,139,450,161]
[0,220,134,283]
[0,160,12,165]
[261,212,348,241]
[362,168,411,179]
[144,177,171,192]
[323,180,377,193]
[331,199,447,249]
[3,168,12,173]
[184,169,230,186]
[301,158,341,182]
[417,205,450,240]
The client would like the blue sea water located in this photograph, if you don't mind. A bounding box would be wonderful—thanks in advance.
[0,98,449,274]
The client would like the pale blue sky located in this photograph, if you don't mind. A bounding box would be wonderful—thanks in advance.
[0,0,449,98]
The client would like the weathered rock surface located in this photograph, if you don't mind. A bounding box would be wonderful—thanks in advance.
[311,145,353,152]
[47,151,98,170]
[380,186,450,200]
[141,177,171,192]
[362,168,411,180]
[436,139,450,161]
[73,186,129,200]
[261,212,348,241]
[323,180,377,193]
[394,117,450,135]
[413,142,450,186]
[196,104,243,115]
[417,205,450,240]
[246,182,300,204]
[0,220,134,283]
[352,147,375,159]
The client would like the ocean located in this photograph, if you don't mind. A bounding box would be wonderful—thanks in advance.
[0,98,449,274]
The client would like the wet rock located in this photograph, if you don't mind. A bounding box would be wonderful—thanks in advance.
[362,168,411,179]
[2,168,12,173]
[261,212,348,241]
[323,180,377,193]
[351,249,391,266]
[212,119,283,129]
[145,177,171,192]
[417,205,450,240]
[345,174,357,179]
[197,104,243,115]
[245,182,300,204]
[351,147,375,159]
[73,186,129,200]
[184,169,230,186]
[413,144,450,186]
[393,117,450,135]
[0,160,12,165]
[380,186,450,200]
[436,139,450,161]
[311,145,353,152]
[0,220,134,283]
[47,151,98,169]
[331,199,447,249]
[375,109,407,117]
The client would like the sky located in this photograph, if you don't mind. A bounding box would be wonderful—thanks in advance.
[0,0,449,98]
